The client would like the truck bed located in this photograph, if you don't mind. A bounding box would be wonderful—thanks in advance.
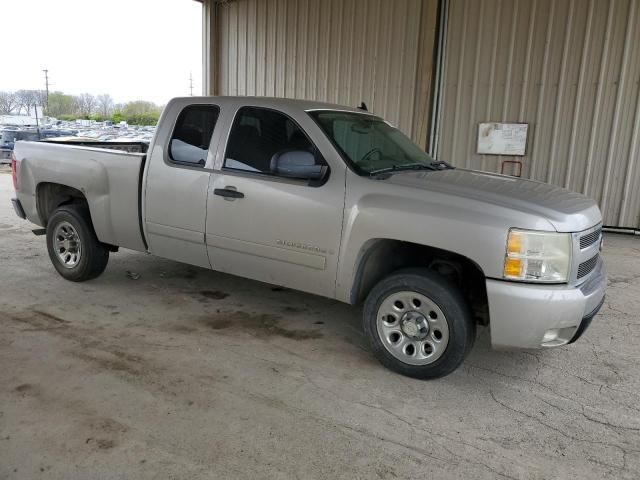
[13,141,148,252]
[43,139,149,154]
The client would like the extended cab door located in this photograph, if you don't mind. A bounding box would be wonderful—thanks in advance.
[144,102,221,268]
[206,105,346,298]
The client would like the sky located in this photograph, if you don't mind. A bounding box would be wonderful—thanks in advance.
[1,0,202,105]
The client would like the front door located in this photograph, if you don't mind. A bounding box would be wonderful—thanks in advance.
[205,106,346,298]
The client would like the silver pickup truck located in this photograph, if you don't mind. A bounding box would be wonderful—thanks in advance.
[10,97,606,379]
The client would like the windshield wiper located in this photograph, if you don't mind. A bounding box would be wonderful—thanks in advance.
[369,163,435,176]
[369,161,452,176]
[430,160,453,170]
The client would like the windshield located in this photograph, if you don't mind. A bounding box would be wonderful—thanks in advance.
[309,110,439,175]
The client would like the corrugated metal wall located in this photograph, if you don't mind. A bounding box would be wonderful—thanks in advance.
[438,0,640,228]
[211,0,438,148]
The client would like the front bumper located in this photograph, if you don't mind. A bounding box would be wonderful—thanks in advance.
[486,258,606,349]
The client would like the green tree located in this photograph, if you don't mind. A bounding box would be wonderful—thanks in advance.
[110,111,125,124]
[12,90,164,125]
[46,92,76,117]
[110,100,163,125]
[122,101,161,117]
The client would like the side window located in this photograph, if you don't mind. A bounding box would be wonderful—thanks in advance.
[169,105,219,166]
[224,107,318,175]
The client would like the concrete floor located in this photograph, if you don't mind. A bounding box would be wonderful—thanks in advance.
[0,170,639,480]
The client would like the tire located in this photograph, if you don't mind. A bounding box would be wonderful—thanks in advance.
[46,204,109,282]
[363,268,475,380]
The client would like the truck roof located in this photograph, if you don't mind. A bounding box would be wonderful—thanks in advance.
[168,96,375,115]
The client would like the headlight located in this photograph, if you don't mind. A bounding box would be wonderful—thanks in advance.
[503,229,571,283]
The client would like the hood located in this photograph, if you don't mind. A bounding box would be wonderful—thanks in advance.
[383,168,601,232]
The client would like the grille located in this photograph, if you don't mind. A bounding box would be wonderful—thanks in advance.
[580,228,601,249]
[577,254,599,279]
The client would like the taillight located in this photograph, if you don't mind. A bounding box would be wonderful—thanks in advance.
[11,153,18,190]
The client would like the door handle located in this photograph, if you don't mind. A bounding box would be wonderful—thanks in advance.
[214,188,245,199]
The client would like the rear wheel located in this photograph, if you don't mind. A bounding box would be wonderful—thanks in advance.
[46,205,109,282]
[363,269,475,379]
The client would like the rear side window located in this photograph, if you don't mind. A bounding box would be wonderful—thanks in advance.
[224,106,316,174]
[169,105,219,166]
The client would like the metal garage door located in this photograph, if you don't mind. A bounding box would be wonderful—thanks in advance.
[437,0,640,228]
[212,0,438,148]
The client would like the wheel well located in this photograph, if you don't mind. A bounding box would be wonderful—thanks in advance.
[36,182,88,226]
[37,183,121,252]
[351,239,489,325]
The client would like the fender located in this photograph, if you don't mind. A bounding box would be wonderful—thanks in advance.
[335,171,556,303]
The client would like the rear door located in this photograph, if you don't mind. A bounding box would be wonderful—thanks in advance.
[144,102,220,268]
[205,105,346,298]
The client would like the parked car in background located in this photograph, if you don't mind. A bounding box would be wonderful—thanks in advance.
[40,129,79,139]
[0,129,78,163]
[1,130,40,163]
[10,96,606,379]
[0,145,11,163]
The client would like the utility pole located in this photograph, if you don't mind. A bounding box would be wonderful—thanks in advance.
[34,101,41,138]
[42,69,50,112]
[189,71,194,96]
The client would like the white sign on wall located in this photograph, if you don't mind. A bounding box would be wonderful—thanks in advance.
[477,122,528,156]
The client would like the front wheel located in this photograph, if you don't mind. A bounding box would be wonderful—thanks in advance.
[46,205,109,282]
[363,269,475,379]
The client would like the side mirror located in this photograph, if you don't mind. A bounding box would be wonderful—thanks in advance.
[270,150,325,180]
